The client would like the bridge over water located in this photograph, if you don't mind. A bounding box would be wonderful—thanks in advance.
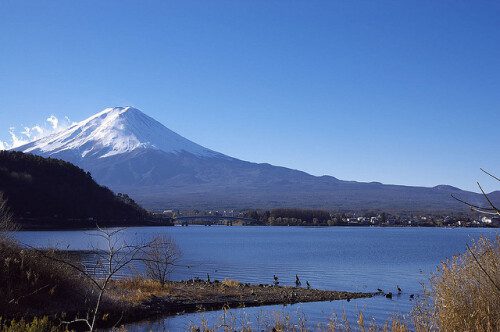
[173,215,258,226]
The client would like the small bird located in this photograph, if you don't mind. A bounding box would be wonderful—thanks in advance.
[386,292,393,299]
[273,275,279,286]
[397,285,402,294]
[409,294,414,299]
[207,273,211,283]
[306,281,311,289]
[295,274,302,287]
[377,288,383,293]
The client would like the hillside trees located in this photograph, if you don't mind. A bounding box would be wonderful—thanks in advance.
[0,151,149,228]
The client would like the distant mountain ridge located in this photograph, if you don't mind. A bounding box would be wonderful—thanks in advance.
[14,107,499,212]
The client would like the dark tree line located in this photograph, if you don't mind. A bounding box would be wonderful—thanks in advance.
[244,208,332,225]
[0,151,149,227]
[270,208,331,223]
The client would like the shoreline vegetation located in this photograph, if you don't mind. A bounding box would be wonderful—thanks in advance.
[13,209,497,231]
[13,216,499,231]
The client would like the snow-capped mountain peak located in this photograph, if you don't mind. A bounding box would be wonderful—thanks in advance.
[17,107,220,159]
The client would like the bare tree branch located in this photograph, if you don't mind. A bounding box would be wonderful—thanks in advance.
[0,192,19,237]
[476,182,500,215]
[451,194,498,215]
[8,284,51,304]
[481,168,500,182]
[451,169,500,217]
[23,244,102,290]
[466,243,500,294]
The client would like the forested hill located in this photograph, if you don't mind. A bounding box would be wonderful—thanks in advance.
[0,151,151,229]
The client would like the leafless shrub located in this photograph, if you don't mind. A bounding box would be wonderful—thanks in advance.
[34,226,160,331]
[143,235,181,287]
[3,224,181,331]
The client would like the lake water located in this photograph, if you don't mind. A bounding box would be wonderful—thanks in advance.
[13,226,499,331]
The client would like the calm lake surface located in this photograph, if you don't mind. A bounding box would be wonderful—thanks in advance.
[13,226,499,331]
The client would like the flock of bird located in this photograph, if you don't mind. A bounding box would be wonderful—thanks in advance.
[207,271,415,301]
[272,274,311,289]
[272,275,415,300]
[377,285,415,300]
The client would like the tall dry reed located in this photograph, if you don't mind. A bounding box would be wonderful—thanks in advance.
[413,236,500,332]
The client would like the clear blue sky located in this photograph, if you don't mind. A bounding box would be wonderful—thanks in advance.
[0,1,499,192]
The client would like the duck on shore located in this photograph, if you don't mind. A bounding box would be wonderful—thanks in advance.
[295,274,301,287]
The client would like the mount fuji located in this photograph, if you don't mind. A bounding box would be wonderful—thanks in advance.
[14,107,497,211]
[19,107,223,160]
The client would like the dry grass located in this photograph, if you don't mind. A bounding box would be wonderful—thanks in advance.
[189,310,411,332]
[0,194,97,321]
[109,277,172,303]
[0,316,64,332]
[0,193,18,237]
[0,237,98,318]
[221,279,240,287]
[413,235,500,332]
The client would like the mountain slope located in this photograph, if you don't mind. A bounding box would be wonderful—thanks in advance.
[14,107,498,212]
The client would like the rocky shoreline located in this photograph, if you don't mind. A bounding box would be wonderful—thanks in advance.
[102,278,374,328]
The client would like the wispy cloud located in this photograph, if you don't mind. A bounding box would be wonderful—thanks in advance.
[46,115,59,130]
[1,115,76,150]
